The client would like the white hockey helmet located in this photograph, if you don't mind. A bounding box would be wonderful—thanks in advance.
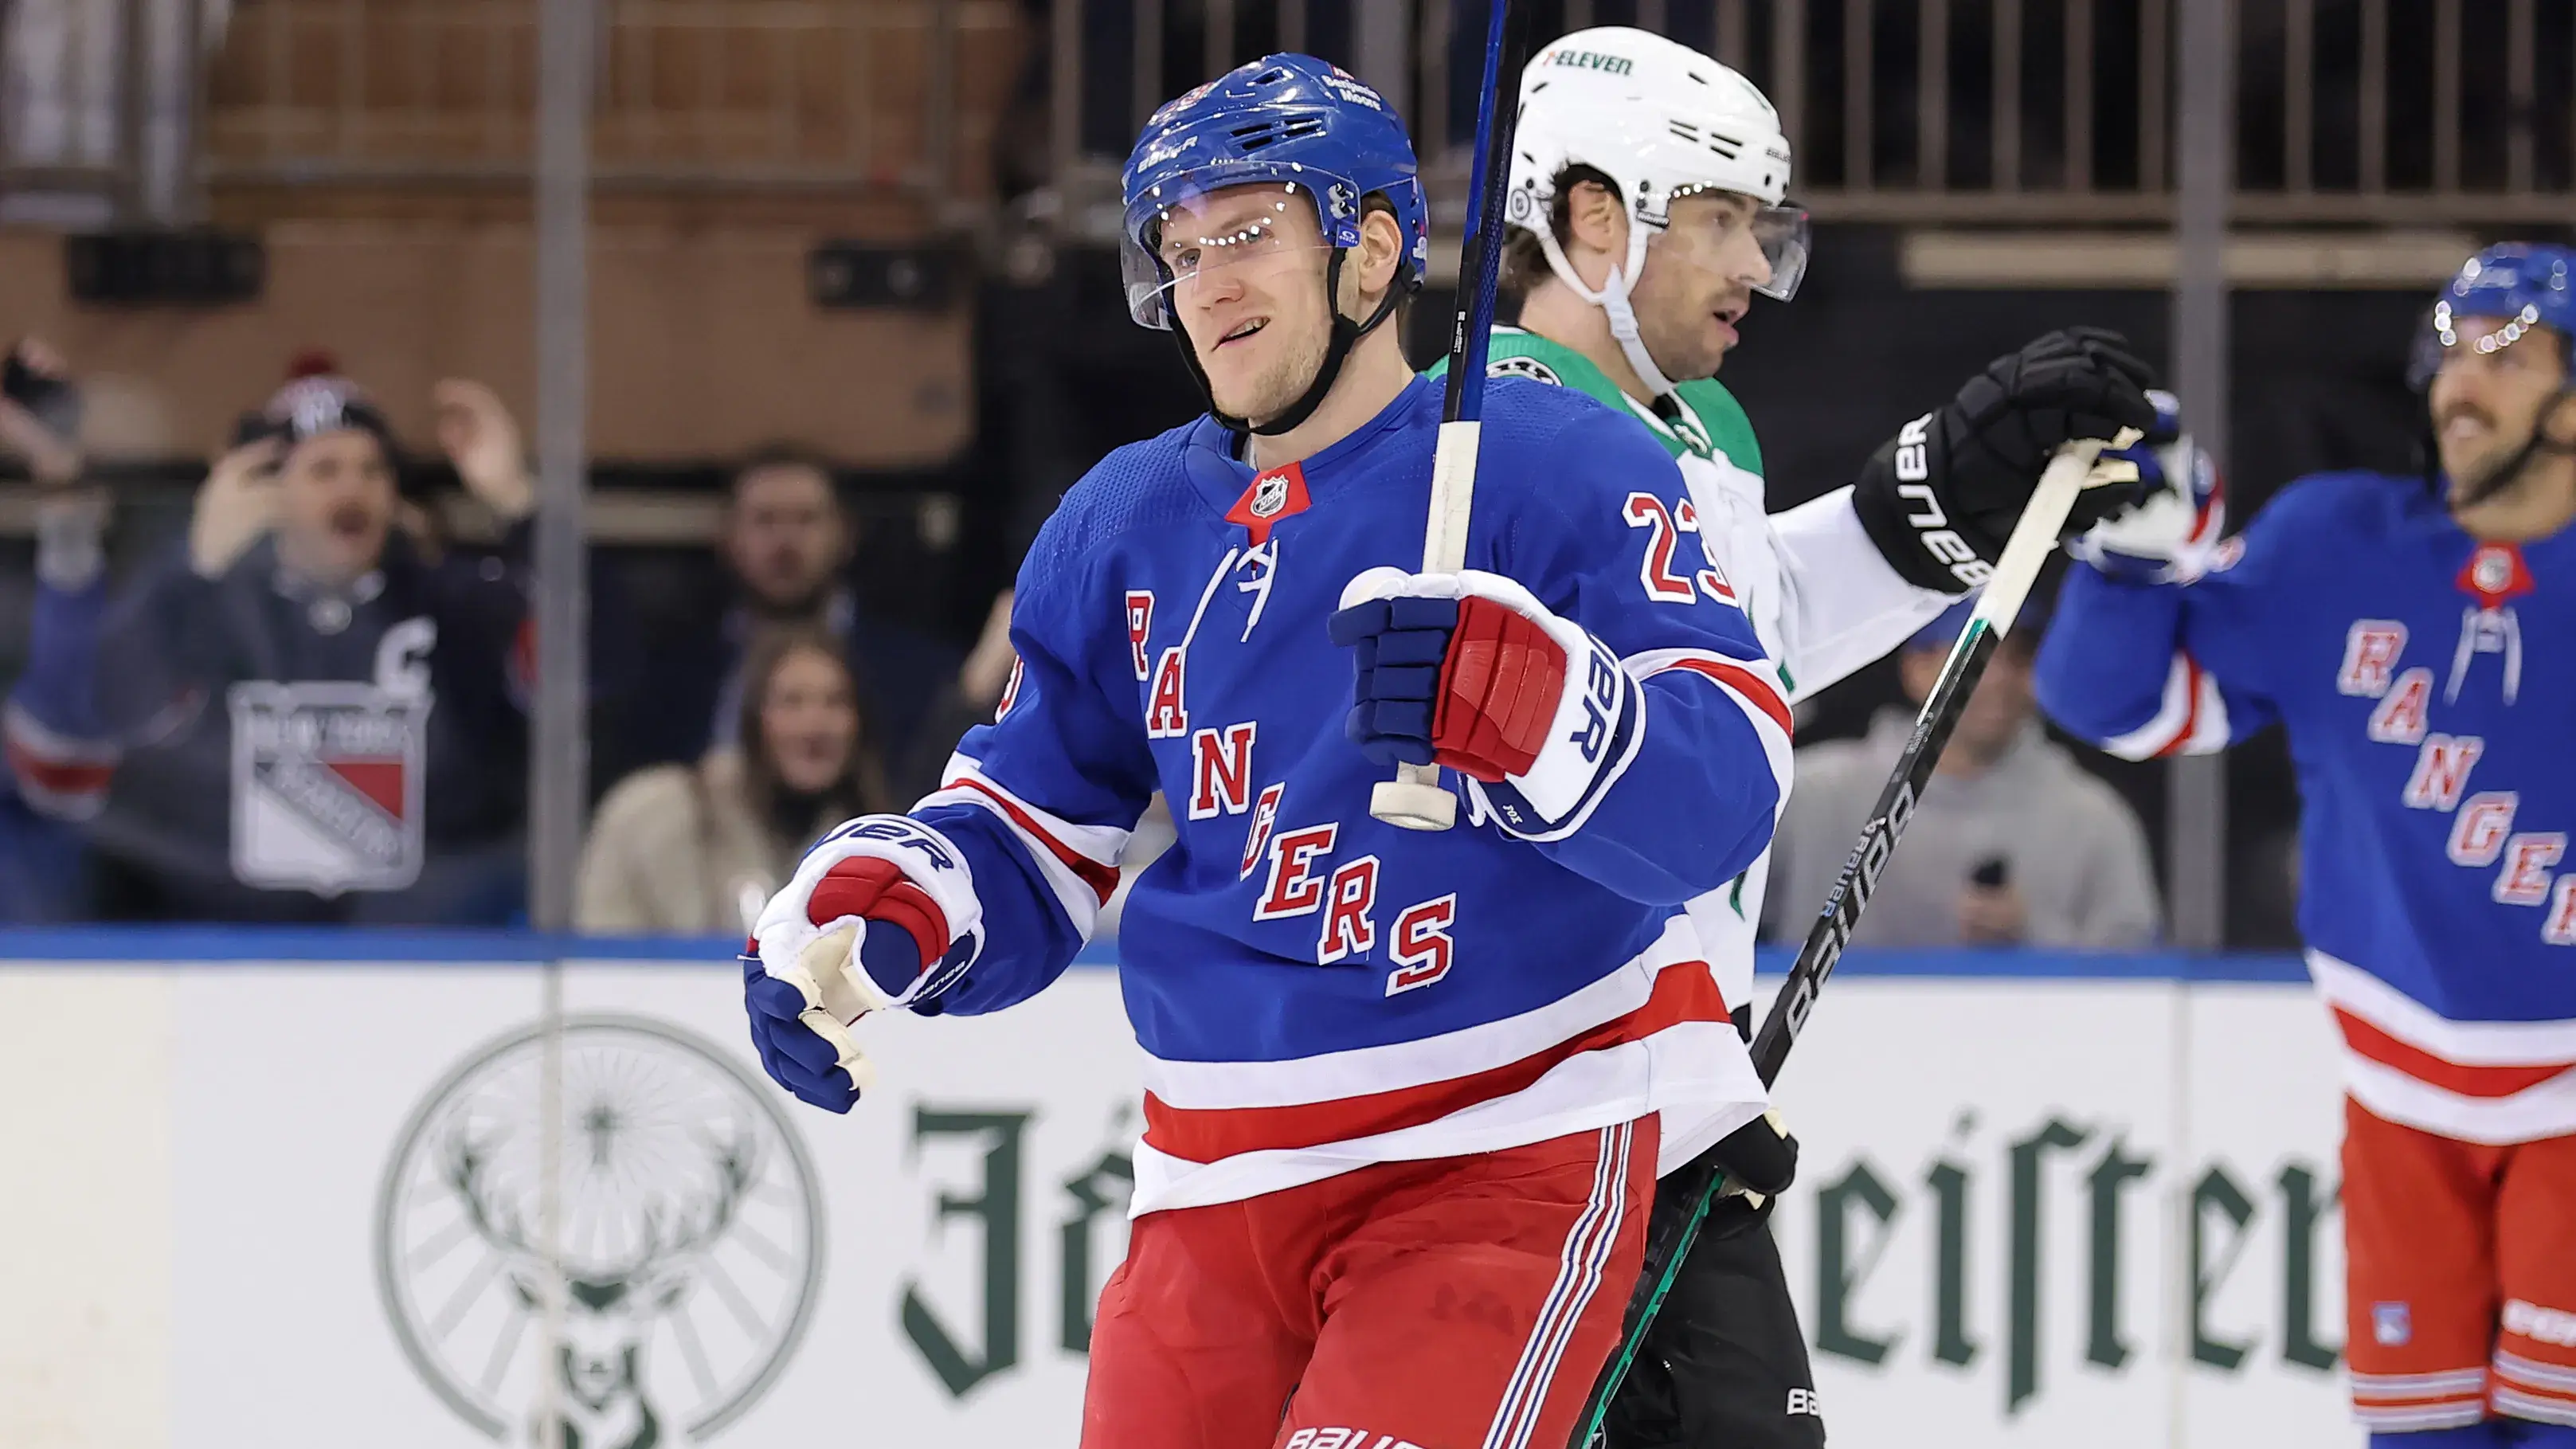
[1509,27,1811,394]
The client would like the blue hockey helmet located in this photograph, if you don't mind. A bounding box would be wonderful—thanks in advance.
[1120,55,1428,435]
[1120,54,1428,328]
[2411,242,2576,390]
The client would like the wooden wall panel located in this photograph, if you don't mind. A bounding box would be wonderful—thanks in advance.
[0,224,969,468]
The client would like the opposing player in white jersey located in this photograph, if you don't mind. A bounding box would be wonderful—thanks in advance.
[1467,28,2162,1446]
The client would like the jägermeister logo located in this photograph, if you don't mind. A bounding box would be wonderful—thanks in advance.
[376,1016,824,1447]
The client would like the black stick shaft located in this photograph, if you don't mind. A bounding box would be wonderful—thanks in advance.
[1567,438,2105,1444]
[1440,0,1533,428]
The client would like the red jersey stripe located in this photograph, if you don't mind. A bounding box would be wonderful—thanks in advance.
[1142,961,1729,1164]
[2335,1007,2576,1098]
[1650,656,1793,738]
[948,777,1122,905]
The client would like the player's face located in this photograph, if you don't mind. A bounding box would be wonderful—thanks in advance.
[759,644,860,795]
[1160,185,1337,423]
[276,429,395,585]
[1631,191,1772,381]
[726,463,850,613]
[2428,317,2572,495]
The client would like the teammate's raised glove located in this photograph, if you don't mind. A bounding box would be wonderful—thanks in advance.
[1331,566,1641,837]
[1851,327,2163,593]
[742,817,981,1112]
[2069,392,2228,585]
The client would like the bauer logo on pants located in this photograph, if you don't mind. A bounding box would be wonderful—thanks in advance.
[375,1015,826,1447]
[228,680,431,895]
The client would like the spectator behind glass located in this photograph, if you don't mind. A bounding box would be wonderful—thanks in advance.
[888,585,1020,804]
[577,624,887,934]
[1760,598,2163,949]
[6,354,538,922]
[601,448,959,787]
[0,337,101,918]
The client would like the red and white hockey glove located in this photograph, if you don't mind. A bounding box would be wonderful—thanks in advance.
[1331,566,1642,839]
[742,817,981,1113]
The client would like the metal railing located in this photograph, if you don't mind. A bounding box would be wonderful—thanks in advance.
[198,0,1024,199]
[0,0,206,224]
[1044,0,2576,230]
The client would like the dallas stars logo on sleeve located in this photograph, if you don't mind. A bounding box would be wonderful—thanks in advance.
[1486,355,1561,386]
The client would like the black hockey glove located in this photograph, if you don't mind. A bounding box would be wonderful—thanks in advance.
[1850,327,2162,593]
[1699,1110,1799,1241]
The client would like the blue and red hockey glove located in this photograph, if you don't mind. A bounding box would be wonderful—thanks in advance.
[2068,390,2229,585]
[1330,566,1642,837]
[742,817,980,1112]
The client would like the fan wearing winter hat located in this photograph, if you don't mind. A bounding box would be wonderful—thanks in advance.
[3,351,543,921]
[194,354,535,583]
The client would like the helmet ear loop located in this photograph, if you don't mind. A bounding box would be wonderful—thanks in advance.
[1529,201,1680,397]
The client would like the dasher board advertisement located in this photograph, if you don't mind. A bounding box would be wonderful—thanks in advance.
[0,942,2355,1447]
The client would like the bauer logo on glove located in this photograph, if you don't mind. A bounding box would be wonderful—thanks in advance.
[742,818,983,1114]
[1331,566,1643,840]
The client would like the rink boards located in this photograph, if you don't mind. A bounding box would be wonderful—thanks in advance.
[0,934,2354,1448]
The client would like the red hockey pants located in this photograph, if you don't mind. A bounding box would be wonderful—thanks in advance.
[1079,1118,1658,1449]
[2343,1098,2576,1431]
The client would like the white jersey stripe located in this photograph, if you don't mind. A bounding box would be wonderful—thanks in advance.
[1481,1121,1632,1449]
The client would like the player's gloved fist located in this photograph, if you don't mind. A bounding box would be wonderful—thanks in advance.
[1329,568,1568,781]
[2069,390,2229,585]
[1333,566,1642,838]
[1853,327,2163,593]
[743,819,979,1113]
[1702,1108,1799,1240]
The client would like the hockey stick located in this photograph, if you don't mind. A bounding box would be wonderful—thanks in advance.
[1370,0,1532,832]
[1570,437,2115,1446]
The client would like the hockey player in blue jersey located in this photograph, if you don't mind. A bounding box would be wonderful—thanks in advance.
[739,53,2146,1443]
[2037,244,2576,1447]
[744,57,1791,1443]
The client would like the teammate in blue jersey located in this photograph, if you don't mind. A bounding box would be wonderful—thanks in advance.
[2037,244,2576,1447]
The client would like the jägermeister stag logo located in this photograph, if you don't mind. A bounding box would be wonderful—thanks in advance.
[376,1016,824,1447]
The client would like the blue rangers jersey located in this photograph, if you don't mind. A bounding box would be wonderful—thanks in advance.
[897,374,1793,1214]
[2037,471,2576,1144]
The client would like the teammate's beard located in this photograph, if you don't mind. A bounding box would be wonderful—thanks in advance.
[2444,397,2576,513]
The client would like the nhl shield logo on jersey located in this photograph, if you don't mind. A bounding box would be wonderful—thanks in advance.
[1227,462,1313,544]
[227,680,430,895]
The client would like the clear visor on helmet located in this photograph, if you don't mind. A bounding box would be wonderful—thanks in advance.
[1120,179,1341,329]
[1657,187,1812,302]
[2409,299,2555,391]
[1751,204,1812,301]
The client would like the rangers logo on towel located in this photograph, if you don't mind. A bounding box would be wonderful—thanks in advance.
[228,680,431,894]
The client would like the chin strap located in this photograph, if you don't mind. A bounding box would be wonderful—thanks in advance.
[1533,224,1680,398]
[1172,250,1411,441]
